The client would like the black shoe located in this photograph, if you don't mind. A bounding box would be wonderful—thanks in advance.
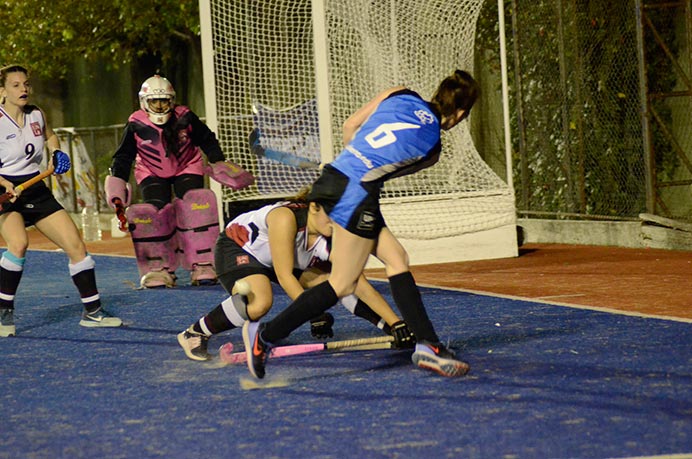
[242,321,270,378]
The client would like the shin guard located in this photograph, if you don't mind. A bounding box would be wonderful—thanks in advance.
[0,252,25,309]
[389,271,439,343]
[127,203,178,288]
[263,281,339,343]
[69,255,101,312]
[174,189,220,285]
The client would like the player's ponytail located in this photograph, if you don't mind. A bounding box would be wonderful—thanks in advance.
[291,185,312,203]
[430,69,479,122]
[162,112,181,158]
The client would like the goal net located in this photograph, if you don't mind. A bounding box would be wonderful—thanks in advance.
[200,0,515,241]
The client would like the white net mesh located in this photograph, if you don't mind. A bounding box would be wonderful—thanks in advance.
[202,0,515,239]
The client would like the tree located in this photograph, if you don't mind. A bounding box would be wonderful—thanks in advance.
[0,0,200,80]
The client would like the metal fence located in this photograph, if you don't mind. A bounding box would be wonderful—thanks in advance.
[53,125,132,214]
[475,0,692,222]
[55,0,692,226]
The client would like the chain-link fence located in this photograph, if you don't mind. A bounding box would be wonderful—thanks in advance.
[54,0,692,227]
[475,0,692,222]
[52,126,132,214]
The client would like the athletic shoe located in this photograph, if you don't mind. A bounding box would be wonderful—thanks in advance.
[191,263,218,286]
[140,269,176,289]
[411,341,470,377]
[242,321,270,379]
[79,308,123,328]
[177,327,211,361]
[0,308,15,337]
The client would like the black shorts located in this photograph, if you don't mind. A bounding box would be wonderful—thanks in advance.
[307,165,385,239]
[0,178,64,227]
[140,174,204,209]
[213,232,303,294]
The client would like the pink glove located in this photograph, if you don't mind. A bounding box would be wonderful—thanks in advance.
[204,161,255,190]
[104,175,132,209]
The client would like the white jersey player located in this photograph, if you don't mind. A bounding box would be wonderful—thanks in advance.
[177,198,415,361]
[0,64,121,337]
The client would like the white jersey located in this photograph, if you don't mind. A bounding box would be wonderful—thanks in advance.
[0,105,46,177]
[224,202,330,270]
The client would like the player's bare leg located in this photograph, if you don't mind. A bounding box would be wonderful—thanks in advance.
[0,212,27,337]
[36,212,122,328]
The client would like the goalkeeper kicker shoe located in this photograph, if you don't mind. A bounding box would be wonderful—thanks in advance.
[412,341,470,377]
[0,308,15,337]
[242,321,270,379]
[177,327,211,361]
[79,308,123,328]
[191,263,218,286]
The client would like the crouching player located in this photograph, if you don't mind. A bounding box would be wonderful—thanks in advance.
[176,194,415,361]
[105,74,254,288]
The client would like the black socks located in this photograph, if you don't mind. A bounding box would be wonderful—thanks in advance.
[389,271,439,343]
[263,281,338,343]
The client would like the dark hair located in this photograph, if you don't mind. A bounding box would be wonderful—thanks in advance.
[162,114,181,158]
[293,186,311,203]
[0,64,29,88]
[429,69,479,122]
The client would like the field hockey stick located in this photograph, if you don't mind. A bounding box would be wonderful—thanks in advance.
[111,197,129,232]
[249,128,321,170]
[219,335,395,365]
[0,164,55,210]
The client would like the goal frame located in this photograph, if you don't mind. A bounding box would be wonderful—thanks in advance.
[198,0,518,264]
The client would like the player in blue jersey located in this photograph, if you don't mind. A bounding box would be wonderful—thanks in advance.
[243,70,479,378]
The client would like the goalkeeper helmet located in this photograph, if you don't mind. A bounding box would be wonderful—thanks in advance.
[138,75,176,125]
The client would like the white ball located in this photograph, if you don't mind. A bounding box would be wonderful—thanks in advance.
[235,280,251,296]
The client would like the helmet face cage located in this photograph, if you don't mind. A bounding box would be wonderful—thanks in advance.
[138,75,176,125]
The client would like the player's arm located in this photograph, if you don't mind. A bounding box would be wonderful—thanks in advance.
[40,109,70,175]
[44,128,60,154]
[39,108,60,153]
[266,207,304,300]
[342,85,406,146]
[0,176,16,202]
[187,110,225,163]
[109,123,138,182]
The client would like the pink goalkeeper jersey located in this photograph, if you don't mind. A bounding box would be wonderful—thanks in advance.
[129,106,204,183]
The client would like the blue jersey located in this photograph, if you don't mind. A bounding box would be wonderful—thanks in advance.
[330,89,441,183]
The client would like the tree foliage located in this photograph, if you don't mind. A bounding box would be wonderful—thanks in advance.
[0,0,200,79]
[475,0,665,218]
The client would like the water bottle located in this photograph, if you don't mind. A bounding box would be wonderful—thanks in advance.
[110,215,127,238]
[81,206,102,242]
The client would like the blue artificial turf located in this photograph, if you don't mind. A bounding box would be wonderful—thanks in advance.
[0,251,691,459]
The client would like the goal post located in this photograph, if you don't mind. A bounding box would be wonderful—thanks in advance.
[199,0,517,264]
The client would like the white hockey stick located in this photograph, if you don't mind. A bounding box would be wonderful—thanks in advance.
[249,128,321,170]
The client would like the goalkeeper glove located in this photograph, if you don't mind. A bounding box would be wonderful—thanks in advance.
[310,312,334,339]
[52,150,71,174]
[204,161,255,190]
[389,321,416,349]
